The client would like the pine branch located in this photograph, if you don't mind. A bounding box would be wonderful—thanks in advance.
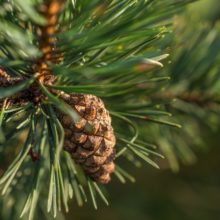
[144,11,220,171]
[0,1,200,219]
[33,0,65,82]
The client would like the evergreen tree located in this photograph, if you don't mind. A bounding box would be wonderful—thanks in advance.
[2,0,219,220]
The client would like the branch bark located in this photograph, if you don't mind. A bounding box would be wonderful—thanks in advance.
[33,0,65,83]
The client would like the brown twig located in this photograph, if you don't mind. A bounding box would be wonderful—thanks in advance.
[33,0,65,84]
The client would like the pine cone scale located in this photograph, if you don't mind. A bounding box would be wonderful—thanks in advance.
[59,93,116,184]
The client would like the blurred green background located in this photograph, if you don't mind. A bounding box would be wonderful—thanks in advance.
[64,1,220,220]
[67,144,220,220]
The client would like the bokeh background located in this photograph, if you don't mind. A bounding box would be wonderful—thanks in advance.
[64,0,220,220]
[67,145,220,220]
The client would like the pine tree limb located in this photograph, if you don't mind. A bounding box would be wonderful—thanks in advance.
[33,0,65,84]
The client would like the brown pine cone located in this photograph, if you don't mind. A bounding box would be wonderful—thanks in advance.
[59,93,116,184]
[0,68,23,87]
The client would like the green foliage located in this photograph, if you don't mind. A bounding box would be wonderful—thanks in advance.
[150,4,220,171]
[4,0,220,220]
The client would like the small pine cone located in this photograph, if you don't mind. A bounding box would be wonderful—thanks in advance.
[59,93,116,184]
[0,68,26,107]
[0,68,22,87]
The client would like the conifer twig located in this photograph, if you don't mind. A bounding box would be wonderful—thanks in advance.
[33,0,65,83]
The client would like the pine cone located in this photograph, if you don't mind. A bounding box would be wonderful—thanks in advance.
[0,68,22,87]
[59,93,116,184]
